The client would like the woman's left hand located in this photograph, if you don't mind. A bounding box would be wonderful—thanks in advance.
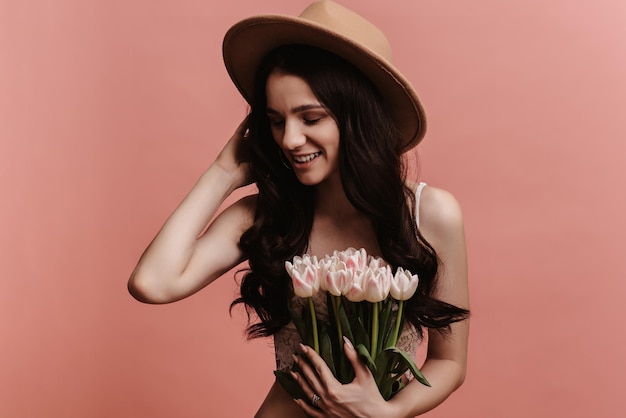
[291,338,398,418]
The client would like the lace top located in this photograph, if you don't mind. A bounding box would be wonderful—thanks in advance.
[273,183,427,374]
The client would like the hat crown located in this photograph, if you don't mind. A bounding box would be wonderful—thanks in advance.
[299,1,393,62]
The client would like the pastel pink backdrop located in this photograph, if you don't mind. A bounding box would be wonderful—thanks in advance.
[1,0,624,417]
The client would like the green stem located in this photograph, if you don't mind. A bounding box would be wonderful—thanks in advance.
[371,301,379,362]
[390,299,404,347]
[333,296,343,348]
[308,297,319,354]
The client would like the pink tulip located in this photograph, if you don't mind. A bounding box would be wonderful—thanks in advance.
[285,255,320,298]
[322,261,353,296]
[317,256,334,288]
[390,267,419,301]
[335,247,368,271]
[345,270,367,302]
[362,266,392,303]
[367,255,387,270]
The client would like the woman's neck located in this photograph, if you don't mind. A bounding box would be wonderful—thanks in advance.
[313,173,360,219]
[309,173,379,257]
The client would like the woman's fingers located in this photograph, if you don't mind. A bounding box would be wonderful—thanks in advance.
[231,115,251,161]
[342,337,371,382]
[291,360,328,416]
[293,352,327,398]
[293,342,388,418]
[291,369,322,406]
[214,116,253,188]
[297,344,338,389]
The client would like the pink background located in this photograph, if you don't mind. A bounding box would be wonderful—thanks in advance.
[2,0,625,416]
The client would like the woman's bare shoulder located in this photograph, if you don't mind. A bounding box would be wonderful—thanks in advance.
[417,185,464,244]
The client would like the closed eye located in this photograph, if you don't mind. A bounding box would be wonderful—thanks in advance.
[304,117,323,125]
[302,111,329,125]
[268,118,284,127]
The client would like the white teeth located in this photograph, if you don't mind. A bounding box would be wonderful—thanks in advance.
[293,152,321,163]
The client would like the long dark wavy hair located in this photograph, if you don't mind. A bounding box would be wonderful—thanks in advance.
[230,45,468,339]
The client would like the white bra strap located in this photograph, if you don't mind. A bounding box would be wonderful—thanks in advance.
[415,182,427,228]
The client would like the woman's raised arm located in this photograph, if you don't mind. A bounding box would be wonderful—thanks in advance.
[128,119,256,304]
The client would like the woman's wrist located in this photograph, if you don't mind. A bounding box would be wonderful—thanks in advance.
[204,162,247,193]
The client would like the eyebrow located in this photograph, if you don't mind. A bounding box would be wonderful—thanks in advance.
[266,104,326,115]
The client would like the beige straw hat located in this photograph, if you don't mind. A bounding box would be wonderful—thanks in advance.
[222,0,426,150]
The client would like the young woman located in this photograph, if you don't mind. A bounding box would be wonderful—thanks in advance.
[129,1,469,417]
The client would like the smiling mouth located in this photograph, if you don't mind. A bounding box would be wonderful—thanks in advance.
[292,152,322,164]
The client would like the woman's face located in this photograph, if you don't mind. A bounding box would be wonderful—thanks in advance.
[265,70,340,187]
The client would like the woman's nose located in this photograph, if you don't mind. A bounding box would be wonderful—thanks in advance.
[281,121,306,150]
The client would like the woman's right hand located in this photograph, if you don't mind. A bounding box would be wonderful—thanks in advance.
[214,117,253,189]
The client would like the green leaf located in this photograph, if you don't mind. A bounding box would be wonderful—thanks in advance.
[322,294,350,384]
[288,305,307,341]
[297,303,315,348]
[350,316,370,349]
[319,325,337,377]
[372,350,401,401]
[337,300,354,343]
[374,348,391,372]
[384,347,431,387]
[356,343,376,373]
[374,350,416,400]
[338,353,355,384]
[392,300,407,348]
[379,299,393,349]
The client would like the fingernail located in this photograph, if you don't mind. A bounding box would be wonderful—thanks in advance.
[343,336,354,350]
[299,343,307,353]
[292,354,299,363]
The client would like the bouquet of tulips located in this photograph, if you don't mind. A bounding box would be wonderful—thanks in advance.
[274,248,430,401]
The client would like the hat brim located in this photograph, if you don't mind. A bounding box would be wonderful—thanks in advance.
[223,15,426,151]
